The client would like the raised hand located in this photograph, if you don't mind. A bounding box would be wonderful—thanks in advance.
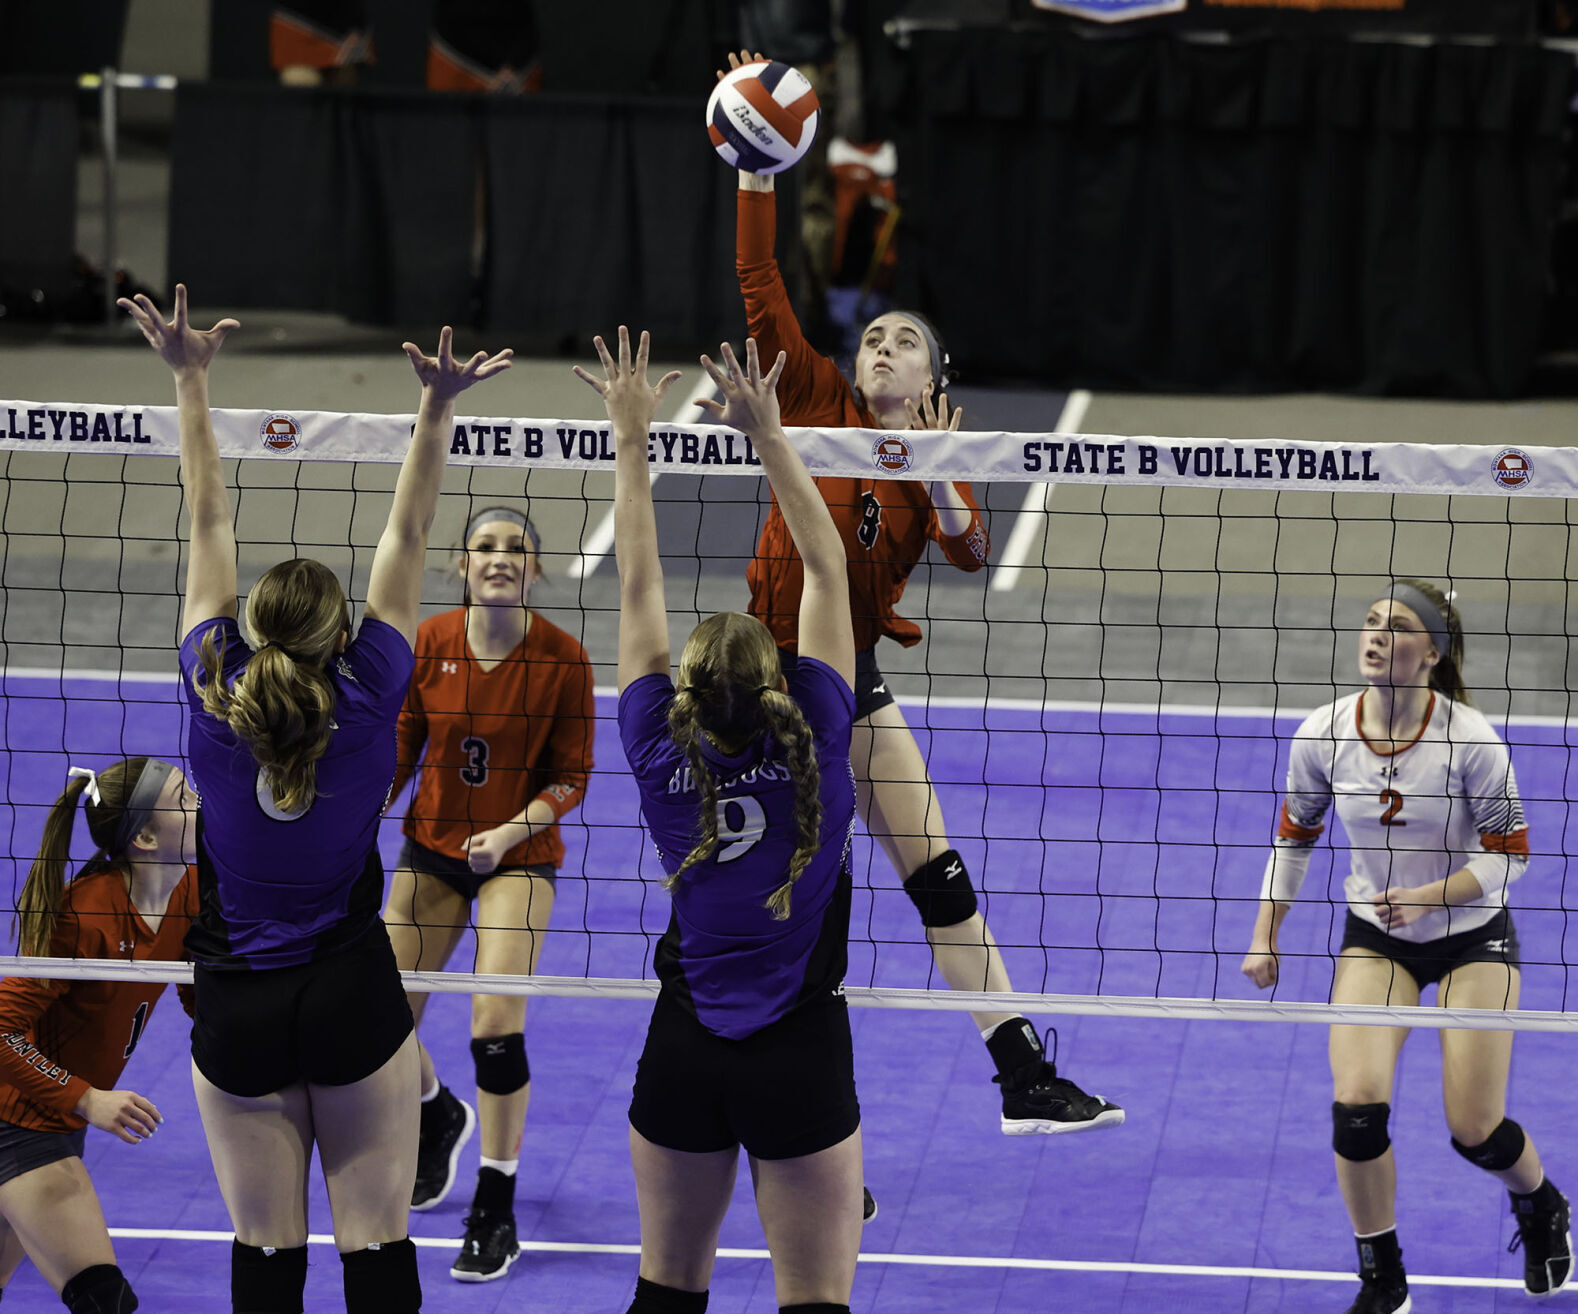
[402,326,514,401]
[117,283,238,378]
[716,47,767,79]
[697,338,786,439]
[572,326,682,436]
[905,391,964,433]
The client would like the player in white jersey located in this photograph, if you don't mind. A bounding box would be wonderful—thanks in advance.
[1241,580,1570,1314]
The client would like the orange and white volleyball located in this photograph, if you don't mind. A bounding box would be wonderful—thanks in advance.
[706,60,820,175]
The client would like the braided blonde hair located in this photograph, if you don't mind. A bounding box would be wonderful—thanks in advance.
[666,613,822,920]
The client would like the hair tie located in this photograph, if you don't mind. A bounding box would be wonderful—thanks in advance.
[66,766,101,806]
[257,640,305,663]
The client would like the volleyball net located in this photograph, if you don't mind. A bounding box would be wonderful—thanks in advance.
[2,397,1575,1032]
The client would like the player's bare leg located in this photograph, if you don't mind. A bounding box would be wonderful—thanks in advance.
[629,1128,736,1294]
[0,1158,117,1293]
[749,1128,863,1307]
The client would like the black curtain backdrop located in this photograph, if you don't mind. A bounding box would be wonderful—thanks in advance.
[887,34,1572,397]
[0,79,78,302]
[168,84,800,347]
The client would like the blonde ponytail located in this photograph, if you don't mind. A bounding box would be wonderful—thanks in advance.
[192,558,347,813]
[757,688,822,921]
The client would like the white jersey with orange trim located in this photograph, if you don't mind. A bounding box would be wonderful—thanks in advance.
[1261,690,1529,943]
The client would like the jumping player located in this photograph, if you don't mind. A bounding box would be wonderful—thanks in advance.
[383,506,594,1282]
[1242,580,1572,1313]
[578,329,861,1314]
[0,756,196,1314]
[723,53,1120,1134]
[121,283,512,1314]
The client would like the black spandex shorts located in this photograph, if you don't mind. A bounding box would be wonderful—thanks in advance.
[398,836,556,902]
[191,920,414,1097]
[629,988,860,1162]
[779,647,894,722]
[0,1120,86,1189]
[1340,908,1521,990]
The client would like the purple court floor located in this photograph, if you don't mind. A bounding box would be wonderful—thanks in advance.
[2,670,1576,1312]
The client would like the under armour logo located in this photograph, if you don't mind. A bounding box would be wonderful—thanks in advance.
[119,940,131,953]
[441,660,460,675]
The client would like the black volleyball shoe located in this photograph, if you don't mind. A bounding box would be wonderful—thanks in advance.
[996,1049,1125,1135]
[412,1085,476,1211]
[451,1209,520,1282]
[1509,1183,1574,1296]
[1342,1274,1411,1314]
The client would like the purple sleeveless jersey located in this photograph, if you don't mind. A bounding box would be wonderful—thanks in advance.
[179,615,413,969]
[618,655,857,1040]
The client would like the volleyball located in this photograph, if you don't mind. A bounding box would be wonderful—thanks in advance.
[705,60,820,175]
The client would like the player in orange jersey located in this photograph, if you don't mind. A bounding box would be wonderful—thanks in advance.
[720,51,1122,1138]
[382,507,594,1282]
[0,757,196,1313]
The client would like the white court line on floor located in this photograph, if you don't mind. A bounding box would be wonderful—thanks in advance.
[991,388,1092,593]
[4,668,1569,729]
[102,1228,1522,1288]
[567,371,719,580]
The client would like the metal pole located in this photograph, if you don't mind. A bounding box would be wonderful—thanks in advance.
[100,66,118,326]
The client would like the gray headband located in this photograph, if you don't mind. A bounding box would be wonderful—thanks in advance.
[891,312,945,391]
[464,507,541,556]
[1384,584,1451,658]
[101,758,176,858]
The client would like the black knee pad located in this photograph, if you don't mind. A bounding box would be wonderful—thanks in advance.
[1452,1117,1527,1173]
[341,1238,419,1314]
[625,1276,709,1312]
[471,1032,529,1095]
[231,1242,307,1314]
[60,1264,137,1314]
[1332,1101,1392,1162]
[902,849,979,928]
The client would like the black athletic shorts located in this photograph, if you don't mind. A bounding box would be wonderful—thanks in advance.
[629,987,859,1162]
[397,836,557,902]
[779,647,894,722]
[0,1120,86,1189]
[1340,908,1521,990]
[191,920,414,1097]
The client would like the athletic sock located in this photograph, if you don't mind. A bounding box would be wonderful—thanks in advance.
[1355,1227,1404,1279]
[1512,1176,1563,1210]
[983,1016,1043,1080]
[625,1276,708,1312]
[473,1164,517,1213]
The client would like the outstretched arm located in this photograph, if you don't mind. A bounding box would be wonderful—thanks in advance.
[118,285,240,641]
[699,339,854,688]
[365,327,513,645]
[574,328,682,692]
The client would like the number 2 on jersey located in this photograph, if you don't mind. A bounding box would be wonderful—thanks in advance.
[1379,788,1406,826]
[715,796,767,863]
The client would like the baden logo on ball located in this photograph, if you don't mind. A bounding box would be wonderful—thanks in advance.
[706,60,820,176]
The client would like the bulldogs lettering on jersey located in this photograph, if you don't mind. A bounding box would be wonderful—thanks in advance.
[1262,691,1529,943]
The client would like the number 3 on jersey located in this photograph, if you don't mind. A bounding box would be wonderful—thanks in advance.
[461,736,490,787]
[715,796,767,863]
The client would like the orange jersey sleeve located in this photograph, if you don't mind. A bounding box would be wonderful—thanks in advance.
[0,866,197,1132]
[403,610,594,870]
[738,188,990,651]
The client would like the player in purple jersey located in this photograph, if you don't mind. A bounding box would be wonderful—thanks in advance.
[121,285,512,1314]
[575,329,861,1314]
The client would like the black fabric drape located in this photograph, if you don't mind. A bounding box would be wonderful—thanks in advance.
[168,83,479,325]
[168,84,802,346]
[890,34,1571,397]
[0,79,78,302]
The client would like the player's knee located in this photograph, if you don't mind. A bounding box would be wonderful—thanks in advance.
[1332,1101,1392,1162]
[60,1264,137,1314]
[471,1033,529,1096]
[231,1242,307,1314]
[341,1238,419,1314]
[1452,1117,1526,1173]
[902,849,978,928]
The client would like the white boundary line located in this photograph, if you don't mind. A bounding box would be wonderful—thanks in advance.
[991,388,1091,593]
[100,1228,1522,1286]
[5,668,1569,729]
[567,372,719,580]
